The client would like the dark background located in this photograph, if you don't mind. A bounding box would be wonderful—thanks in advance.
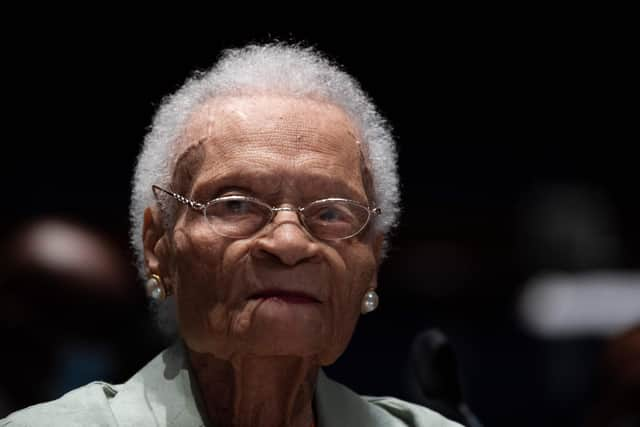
[1,18,637,426]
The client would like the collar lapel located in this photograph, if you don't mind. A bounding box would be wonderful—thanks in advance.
[142,341,208,427]
[314,370,388,427]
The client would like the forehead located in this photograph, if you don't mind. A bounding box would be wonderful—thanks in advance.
[173,95,365,197]
[180,95,360,144]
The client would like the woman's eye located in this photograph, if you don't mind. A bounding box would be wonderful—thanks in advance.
[222,200,251,215]
[317,207,344,222]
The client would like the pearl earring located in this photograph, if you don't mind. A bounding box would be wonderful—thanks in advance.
[145,274,171,300]
[361,288,379,314]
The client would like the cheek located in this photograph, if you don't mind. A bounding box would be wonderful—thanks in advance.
[173,224,250,298]
[173,226,221,297]
[172,226,248,348]
[331,243,377,309]
[320,243,377,363]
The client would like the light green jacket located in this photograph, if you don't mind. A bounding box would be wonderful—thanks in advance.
[2,343,462,426]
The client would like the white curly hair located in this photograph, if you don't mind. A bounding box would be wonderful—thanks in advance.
[130,43,400,335]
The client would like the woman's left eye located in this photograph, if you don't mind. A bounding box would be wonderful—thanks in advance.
[318,207,343,222]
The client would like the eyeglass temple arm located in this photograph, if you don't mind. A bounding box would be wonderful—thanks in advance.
[152,185,205,210]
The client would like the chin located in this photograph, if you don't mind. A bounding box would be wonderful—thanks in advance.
[245,324,327,357]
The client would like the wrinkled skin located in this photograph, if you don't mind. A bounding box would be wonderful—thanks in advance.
[143,95,383,427]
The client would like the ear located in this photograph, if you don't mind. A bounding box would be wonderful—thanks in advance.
[368,272,379,291]
[368,233,384,292]
[143,206,173,283]
[373,233,385,266]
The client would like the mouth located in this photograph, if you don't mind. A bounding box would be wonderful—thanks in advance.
[250,290,321,304]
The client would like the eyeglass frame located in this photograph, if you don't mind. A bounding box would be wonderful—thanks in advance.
[152,184,382,241]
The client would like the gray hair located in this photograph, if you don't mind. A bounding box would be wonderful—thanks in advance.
[130,43,400,335]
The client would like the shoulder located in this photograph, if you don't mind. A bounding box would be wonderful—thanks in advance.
[315,370,463,427]
[1,343,196,427]
[363,395,464,427]
[0,381,119,427]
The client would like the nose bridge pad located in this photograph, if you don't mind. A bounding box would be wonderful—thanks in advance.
[269,207,312,239]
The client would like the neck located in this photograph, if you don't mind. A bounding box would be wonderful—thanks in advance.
[188,349,319,427]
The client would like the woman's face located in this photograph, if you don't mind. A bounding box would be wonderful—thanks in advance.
[147,95,382,365]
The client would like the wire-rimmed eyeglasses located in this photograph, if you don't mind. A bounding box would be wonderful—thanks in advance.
[152,185,381,241]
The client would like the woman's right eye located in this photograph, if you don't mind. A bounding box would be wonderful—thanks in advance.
[221,199,251,215]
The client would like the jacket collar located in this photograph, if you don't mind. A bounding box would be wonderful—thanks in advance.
[128,341,385,427]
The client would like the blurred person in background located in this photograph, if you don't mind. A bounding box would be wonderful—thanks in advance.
[0,219,157,417]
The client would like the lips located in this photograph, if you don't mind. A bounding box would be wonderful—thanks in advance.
[250,289,321,304]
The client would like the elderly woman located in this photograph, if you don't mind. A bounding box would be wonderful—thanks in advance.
[3,44,461,426]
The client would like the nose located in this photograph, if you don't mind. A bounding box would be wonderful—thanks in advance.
[251,210,321,266]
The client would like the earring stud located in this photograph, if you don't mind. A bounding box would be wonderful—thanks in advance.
[361,288,379,314]
[145,274,171,300]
